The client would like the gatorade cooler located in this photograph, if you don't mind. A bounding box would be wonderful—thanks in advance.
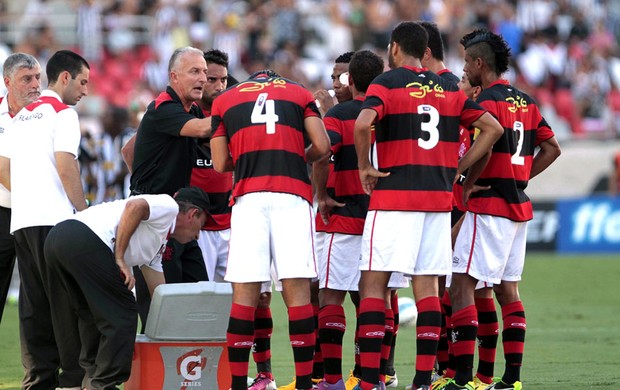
[125,282,233,390]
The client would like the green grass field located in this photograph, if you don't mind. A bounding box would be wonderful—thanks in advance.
[1,253,619,389]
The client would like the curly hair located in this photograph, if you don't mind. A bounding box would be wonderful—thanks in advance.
[460,28,511,75]
[335,51,355,64]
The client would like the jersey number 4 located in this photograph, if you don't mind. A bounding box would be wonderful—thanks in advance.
[251,93,279,134]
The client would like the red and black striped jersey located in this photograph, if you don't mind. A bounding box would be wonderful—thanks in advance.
[437,69,460,86]
[211,77,321,204]
[467,80,555,222]
[190,144,232,231]
[323,96,369,235]
[362,66,486,212]
[315,163,335,233]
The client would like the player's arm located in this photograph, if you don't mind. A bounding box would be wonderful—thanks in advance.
[312,153,345,225]
[314,89,335,117]
[114,197,151,290]
[210,136,233,173]
[354,108,389,195]
[457,112,503,177]
[55,151,88,211]
[461,151,492,206]
[304,116,331,163]
[141,266,165,297]
[530,136,561,180]
[0,156,9,190]
[121,134,136,174]
[179,117,212,138]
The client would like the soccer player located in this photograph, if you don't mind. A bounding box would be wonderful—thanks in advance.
[446,29,561,390]
[210,70,330,390]
[312,49,385,389]
[191,49,276,389]
[353,21,504,390]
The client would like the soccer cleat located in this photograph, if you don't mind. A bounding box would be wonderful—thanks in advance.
[352,383,382,390]
[316,379,346,390]
[442,379,475,390]
[405,385,431,390]
[472,377,491,390]
[483,378,522,390]
[430,375,452,390]
[344,371,360,390]
[385,373,398,388]
[249,372,277,390]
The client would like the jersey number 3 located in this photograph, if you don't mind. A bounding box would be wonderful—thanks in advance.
[251,93,279,134]
[418,104,439,150]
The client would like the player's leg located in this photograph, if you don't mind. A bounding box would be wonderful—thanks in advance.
[318,287,347,386]
[473,286,497,386]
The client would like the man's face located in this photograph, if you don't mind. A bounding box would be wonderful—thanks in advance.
[171,52,208,104]
[64,66,89,106]
[5,65,42,109]
[463,53,482,88]
[331,62,352,103]
[202,63,228,107]
[172,208,207,244]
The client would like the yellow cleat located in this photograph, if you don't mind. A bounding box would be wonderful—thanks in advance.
[344,370,361,390]
[277,377,322,390]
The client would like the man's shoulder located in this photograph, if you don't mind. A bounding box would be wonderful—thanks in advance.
[27,96,71,113]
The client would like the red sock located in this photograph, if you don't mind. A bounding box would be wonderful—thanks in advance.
[475,297,498,384]
[312,304,323,378]
[227,303,255,389]
[289,304,316,389]
[358,297,385,389]
[451,305,477,385]
[501,300,526,384]
[253,307,273,374]
[441,291,455,378]
[379,308,394,382]
[412,296,441,388]
[319,304,346,384]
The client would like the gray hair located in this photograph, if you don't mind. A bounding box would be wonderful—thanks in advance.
[168,47,204,74]
[3,53,40,80]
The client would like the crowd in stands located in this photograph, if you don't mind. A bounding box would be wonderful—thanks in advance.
[1,0,619,206]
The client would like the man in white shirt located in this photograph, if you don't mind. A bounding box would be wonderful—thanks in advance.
[0,50,90,390]
[44,187,210,390]
[0,52,41,325]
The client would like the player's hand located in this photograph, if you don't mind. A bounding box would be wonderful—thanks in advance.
[463,183,491,206]
[116,258,135,290]
[317,196,346,225]
[314,89,335,111]
[359,166,390,195]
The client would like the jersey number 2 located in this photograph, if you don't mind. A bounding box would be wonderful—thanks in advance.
[511,121,525,165]
[251,93,279,134]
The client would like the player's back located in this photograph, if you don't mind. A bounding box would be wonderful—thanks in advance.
[469,80,554,221]
[363,66,485,212]
[211,76,320,203]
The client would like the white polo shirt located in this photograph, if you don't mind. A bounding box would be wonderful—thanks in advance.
[0,90,81,233]
[0,95,13,208]
[71,194,179,271]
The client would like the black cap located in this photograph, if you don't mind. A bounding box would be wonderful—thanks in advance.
[173,187,210,214]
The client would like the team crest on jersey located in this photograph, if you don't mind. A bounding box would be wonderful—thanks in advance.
[238,78,287,92]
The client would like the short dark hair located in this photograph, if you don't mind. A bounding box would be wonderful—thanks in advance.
[460,28,511,75]
[249,69,281,79]
[335,51,354,64]
[204,49,229,68]
[390,22,428,60]
[46,50,89,84]
[419,21,445,61]
[349,50,384,93]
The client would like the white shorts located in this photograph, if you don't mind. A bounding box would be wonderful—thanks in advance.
[452,212,527,284]
[225,192,317,284]
[315,230,328,264]
[360,210,451,276]
[197,229,230,282]
[319,233,361,291]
